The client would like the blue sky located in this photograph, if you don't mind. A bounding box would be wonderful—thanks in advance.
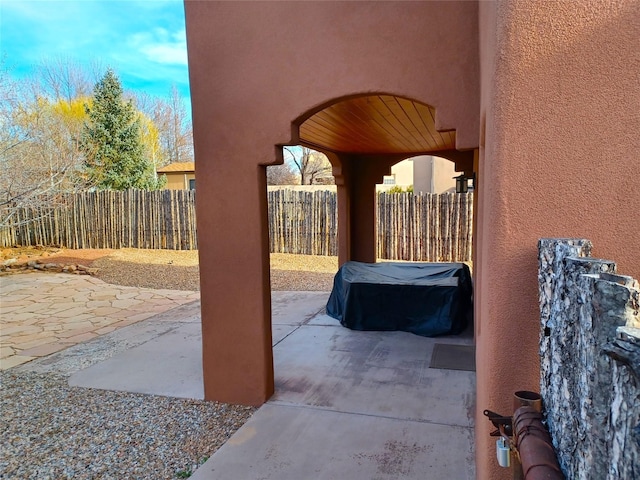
[0,0,190,105]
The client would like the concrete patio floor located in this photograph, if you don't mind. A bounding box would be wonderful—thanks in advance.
[5,274,476,479]
[191,313,476,480]
[65,292,476,479]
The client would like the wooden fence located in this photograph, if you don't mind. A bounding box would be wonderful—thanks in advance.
[1,190,473,261]
[377,192,473,262]
[0,190,197,250]
[268,189,338,256]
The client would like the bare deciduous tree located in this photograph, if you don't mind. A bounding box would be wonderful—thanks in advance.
[266,162,299,185]
[0,62,90,228]
[138,85,193,166]
[36,57,101,103]
[1,100,79,227]
[284,146,333,185]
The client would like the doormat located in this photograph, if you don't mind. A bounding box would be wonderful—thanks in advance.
[429,344,476,372]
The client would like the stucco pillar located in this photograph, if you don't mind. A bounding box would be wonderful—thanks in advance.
[332,155,394,265]
[350,163,381,263]
[330,155,352,266]
[196,153,274,406]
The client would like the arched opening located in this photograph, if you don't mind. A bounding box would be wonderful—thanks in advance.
[185,1,489,474]
[276,94,477,339]
[256,96,477,475]
[296,94,456,154]
[284,94,476,267]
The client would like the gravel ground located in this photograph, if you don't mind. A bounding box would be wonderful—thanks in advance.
[42,249,338,291]
[0,371,254,480]
[91,255,337,291]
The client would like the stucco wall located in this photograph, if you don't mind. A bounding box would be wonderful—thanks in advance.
[412,156,457,194]
[185,0,480,405]
[186,1,640,477]
[164,172,195,190]
[186,1,480,158]
[431,157,457,194]
[391,159,413,186]
[476,1,640,478]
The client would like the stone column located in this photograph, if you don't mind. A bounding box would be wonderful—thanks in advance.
[538,239,597,405]
[604,326,640,480]
[575,273,639,478]
[538,238,639,479]
[537,238,615,474]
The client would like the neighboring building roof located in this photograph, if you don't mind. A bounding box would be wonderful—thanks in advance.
[157,162,195,173]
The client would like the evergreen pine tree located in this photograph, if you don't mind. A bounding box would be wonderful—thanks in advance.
[80,69,163,190]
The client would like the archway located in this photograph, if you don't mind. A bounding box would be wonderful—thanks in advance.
[185,0,482,413]
[182,3,640,478]
[284,94,475,267]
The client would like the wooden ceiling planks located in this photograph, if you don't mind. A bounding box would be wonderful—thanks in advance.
[299,95,456,154]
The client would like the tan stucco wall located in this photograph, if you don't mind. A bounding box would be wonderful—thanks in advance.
[377,156,457,193]
[413,155,457,194]
[390,159,414,186]
[431,157,457,194]
[163,172,195,190]
[476,1,640,478]
[377,159,414,191]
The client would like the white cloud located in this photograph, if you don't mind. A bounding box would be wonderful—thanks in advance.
[129,28,187,66]
[141,43,187,65]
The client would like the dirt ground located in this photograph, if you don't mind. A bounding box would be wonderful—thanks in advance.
[1,247,338,291]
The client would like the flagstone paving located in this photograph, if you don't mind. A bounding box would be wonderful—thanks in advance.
[0,273,199,370]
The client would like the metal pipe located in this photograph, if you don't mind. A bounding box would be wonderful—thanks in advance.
[514,390,542,412]
[513,406,564,480]
[512,391,542,479]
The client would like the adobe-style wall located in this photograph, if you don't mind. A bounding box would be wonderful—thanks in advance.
[476,1,640,478]
[163,172,195,190]
[185,1,480,155]
[185,1,640,478]
[413,156,458,194]
[185,0,479,405]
